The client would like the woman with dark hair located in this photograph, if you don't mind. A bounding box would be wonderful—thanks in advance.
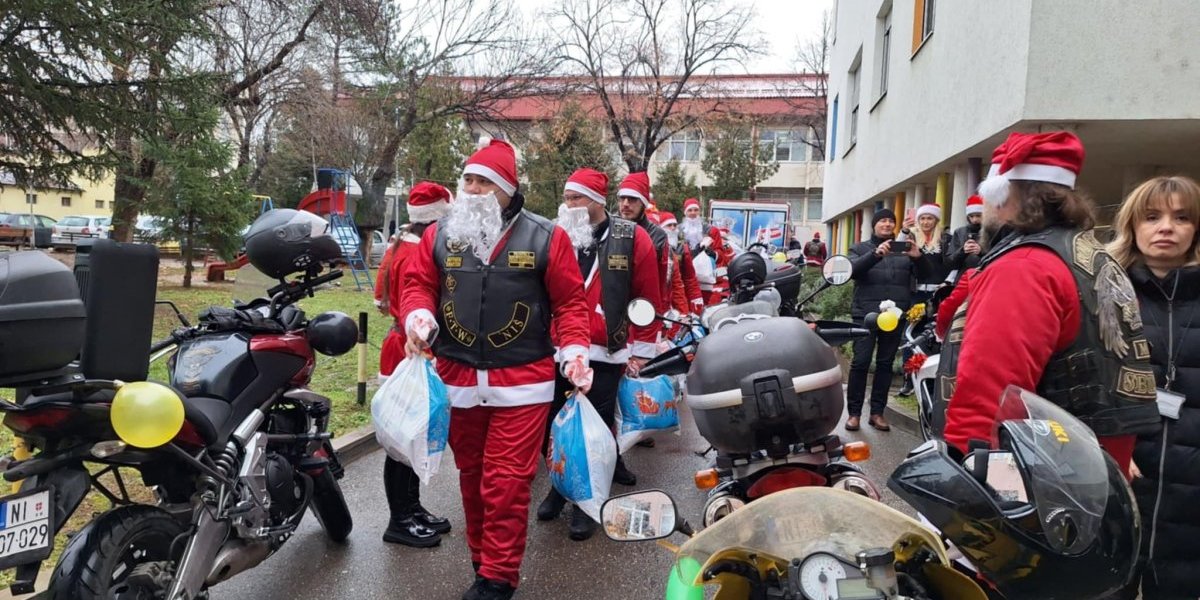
[1108,175,1200,599]
[377,182,454,548]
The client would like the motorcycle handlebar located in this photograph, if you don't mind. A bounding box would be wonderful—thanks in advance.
[814,327,871,346]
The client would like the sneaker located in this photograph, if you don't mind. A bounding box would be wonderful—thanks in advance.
[897,382,915,396]
[568,505,597,541]
[412,506,451,535]
[613,457,637,486]
[462,577,516,600]
[536,488,567,521]
[383,515,441,548]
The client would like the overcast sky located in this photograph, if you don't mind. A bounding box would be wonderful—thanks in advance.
[518,0,834,74]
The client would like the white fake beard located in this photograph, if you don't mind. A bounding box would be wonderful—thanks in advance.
[978,175,1011,208]
[681,217,704,247]
[556,204,595,251]
[444,191,504,261]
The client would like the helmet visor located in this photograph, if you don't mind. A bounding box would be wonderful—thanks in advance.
[995,386,1110,554]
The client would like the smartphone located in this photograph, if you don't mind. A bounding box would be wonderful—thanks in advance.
[889,240,911,254]
[967,233,979,242]
[904,208,916,224]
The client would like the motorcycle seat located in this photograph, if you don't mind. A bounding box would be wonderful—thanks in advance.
[183,396,232,446]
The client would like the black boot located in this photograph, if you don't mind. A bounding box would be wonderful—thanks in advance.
[613,456,637,486]
[412,505,451,535]
[462,578,516,600]
[568,505,597,541]
[536,487,567,521]
[383,515,441,547]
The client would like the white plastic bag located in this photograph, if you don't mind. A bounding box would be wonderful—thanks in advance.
[371,355,450,484]
[547,392,617,522]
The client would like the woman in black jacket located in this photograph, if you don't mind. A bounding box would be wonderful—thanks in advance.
[846,208,923,431]
[1109,175,1200,599]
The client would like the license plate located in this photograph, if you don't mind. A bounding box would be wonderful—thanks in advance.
[0,487,54,569]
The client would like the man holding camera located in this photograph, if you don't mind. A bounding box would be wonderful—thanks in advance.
[944,194,985,280]
[846,208,923,431]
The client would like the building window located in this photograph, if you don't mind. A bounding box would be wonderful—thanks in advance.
[877,6,892,99]
[912,0,935,54]
[829,97,839,160]
[25,193,37,204]
[807,197,823,221]
[61,196,71,207]
[109,201,115,209]
[95,199,105,209]
[666,130,702,162]
[759,130,808,163]
[847,55,861,150]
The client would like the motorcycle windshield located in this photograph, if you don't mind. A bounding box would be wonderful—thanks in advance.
[992,386,1110,554]
[232,264,276,306]
[675,487,945,584]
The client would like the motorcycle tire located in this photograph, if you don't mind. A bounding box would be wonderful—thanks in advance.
[309,467,354,542]
[47,504,186,600]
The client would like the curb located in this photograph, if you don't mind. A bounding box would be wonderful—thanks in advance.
[2,425,381,600]
[884,403,920,438]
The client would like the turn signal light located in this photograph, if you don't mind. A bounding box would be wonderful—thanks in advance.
[843,441,871,462]
[694,468,720,490]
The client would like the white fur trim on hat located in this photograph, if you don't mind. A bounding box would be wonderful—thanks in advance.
[978,162,1077,207]
[564,181,606,205]
[965,203,984,216]
[916,204,941,220]
[407,199,450,223]
[617,187,649,207]
[462,164,517,196]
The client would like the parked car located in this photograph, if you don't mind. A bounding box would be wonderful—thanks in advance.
[0,213,56,248]
[133,215,180,254]
[51,215,110,249]
[369,229,387,267]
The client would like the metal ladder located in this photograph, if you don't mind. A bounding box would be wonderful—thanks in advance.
[330,212,372,291]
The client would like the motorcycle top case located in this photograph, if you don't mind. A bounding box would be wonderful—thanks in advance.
[685,316,842,455]
[765,262,803,300]
[0,251,86,380]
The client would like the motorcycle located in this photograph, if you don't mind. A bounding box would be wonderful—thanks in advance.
[0,241,353,599]
[898,289,952,441]
[602,387,1143,600]
[627,254,888,527]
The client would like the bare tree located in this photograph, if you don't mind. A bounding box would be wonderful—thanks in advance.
[339,0,559,230]
[787,8,830,159]
[552,0,761,173]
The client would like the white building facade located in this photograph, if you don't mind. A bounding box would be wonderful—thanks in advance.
[823,0,1200,253]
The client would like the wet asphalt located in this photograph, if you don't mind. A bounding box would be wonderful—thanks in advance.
[213,396,920,600]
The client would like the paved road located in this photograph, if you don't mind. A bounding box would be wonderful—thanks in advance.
[214,402,920,600]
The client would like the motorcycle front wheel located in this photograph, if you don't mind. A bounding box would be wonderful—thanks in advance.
[48,504,185,600]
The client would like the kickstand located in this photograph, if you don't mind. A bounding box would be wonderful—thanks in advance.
[694,445,714,458]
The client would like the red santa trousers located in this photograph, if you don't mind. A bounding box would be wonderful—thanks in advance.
[449,402,552,588]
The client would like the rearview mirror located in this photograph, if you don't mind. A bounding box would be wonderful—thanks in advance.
[626,298,657,327]
[601,490,678,542]
[823,255,852,286]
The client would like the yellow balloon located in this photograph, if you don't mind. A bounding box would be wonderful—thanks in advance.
[877,310,899,332]
[111,381,185,448]
[772,252,787,263]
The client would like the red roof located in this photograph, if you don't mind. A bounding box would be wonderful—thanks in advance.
[481,93,823,122]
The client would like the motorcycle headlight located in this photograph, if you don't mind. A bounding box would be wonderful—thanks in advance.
[829,473,881,500]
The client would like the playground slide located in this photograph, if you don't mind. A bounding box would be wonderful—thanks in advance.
[206,253,249,282]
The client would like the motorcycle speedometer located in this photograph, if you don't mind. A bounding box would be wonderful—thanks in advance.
[798,552,847,600]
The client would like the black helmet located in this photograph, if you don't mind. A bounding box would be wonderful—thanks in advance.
[244,209,343,279]
[728,251,766,289]
[307,311,358,356]
[888,386,1139,600]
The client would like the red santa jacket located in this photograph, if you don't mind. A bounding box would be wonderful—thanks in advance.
[399,222,590,406]
[935,268,974,340]
[552,224,661,364]
[373,243,396,304]
[379,235,420,377]
[676,244,705,313]
[943,246,1134,472]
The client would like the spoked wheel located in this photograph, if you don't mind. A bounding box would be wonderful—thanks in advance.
[49,505,186,600]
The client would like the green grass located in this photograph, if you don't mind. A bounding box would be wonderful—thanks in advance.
[0,270,385,587]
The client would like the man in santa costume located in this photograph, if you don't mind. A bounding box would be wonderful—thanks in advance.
[616,172,671,313]
[400,139,591,600]
[536,167,660,539]
[680,197,706,253]
[659,211,706,319]
[944,194,986,280]
[378,182,455,548]
[699,225,734,305]
[941,131,1159,474]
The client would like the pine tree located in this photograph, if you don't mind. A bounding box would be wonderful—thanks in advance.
[521,102,620,218]
[700,118,780,201]
[653,159,701,217]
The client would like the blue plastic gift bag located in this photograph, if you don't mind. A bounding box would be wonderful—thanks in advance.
[547,392,616,521]
[616,375,680,453]
[371,355,450,484]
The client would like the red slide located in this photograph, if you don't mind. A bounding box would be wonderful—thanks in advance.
[206,253,249,282]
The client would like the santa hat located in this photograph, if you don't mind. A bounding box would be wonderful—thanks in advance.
[646,210,662,225]
[965,195,984,216]
[683,197,700,212]
[564,168,608,204]
[659,213,678,227]
[463,139,519,196]
[617,172,652,207]
[977,131,1085,206]
[406,181,452,223]
[915,202,941,221]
